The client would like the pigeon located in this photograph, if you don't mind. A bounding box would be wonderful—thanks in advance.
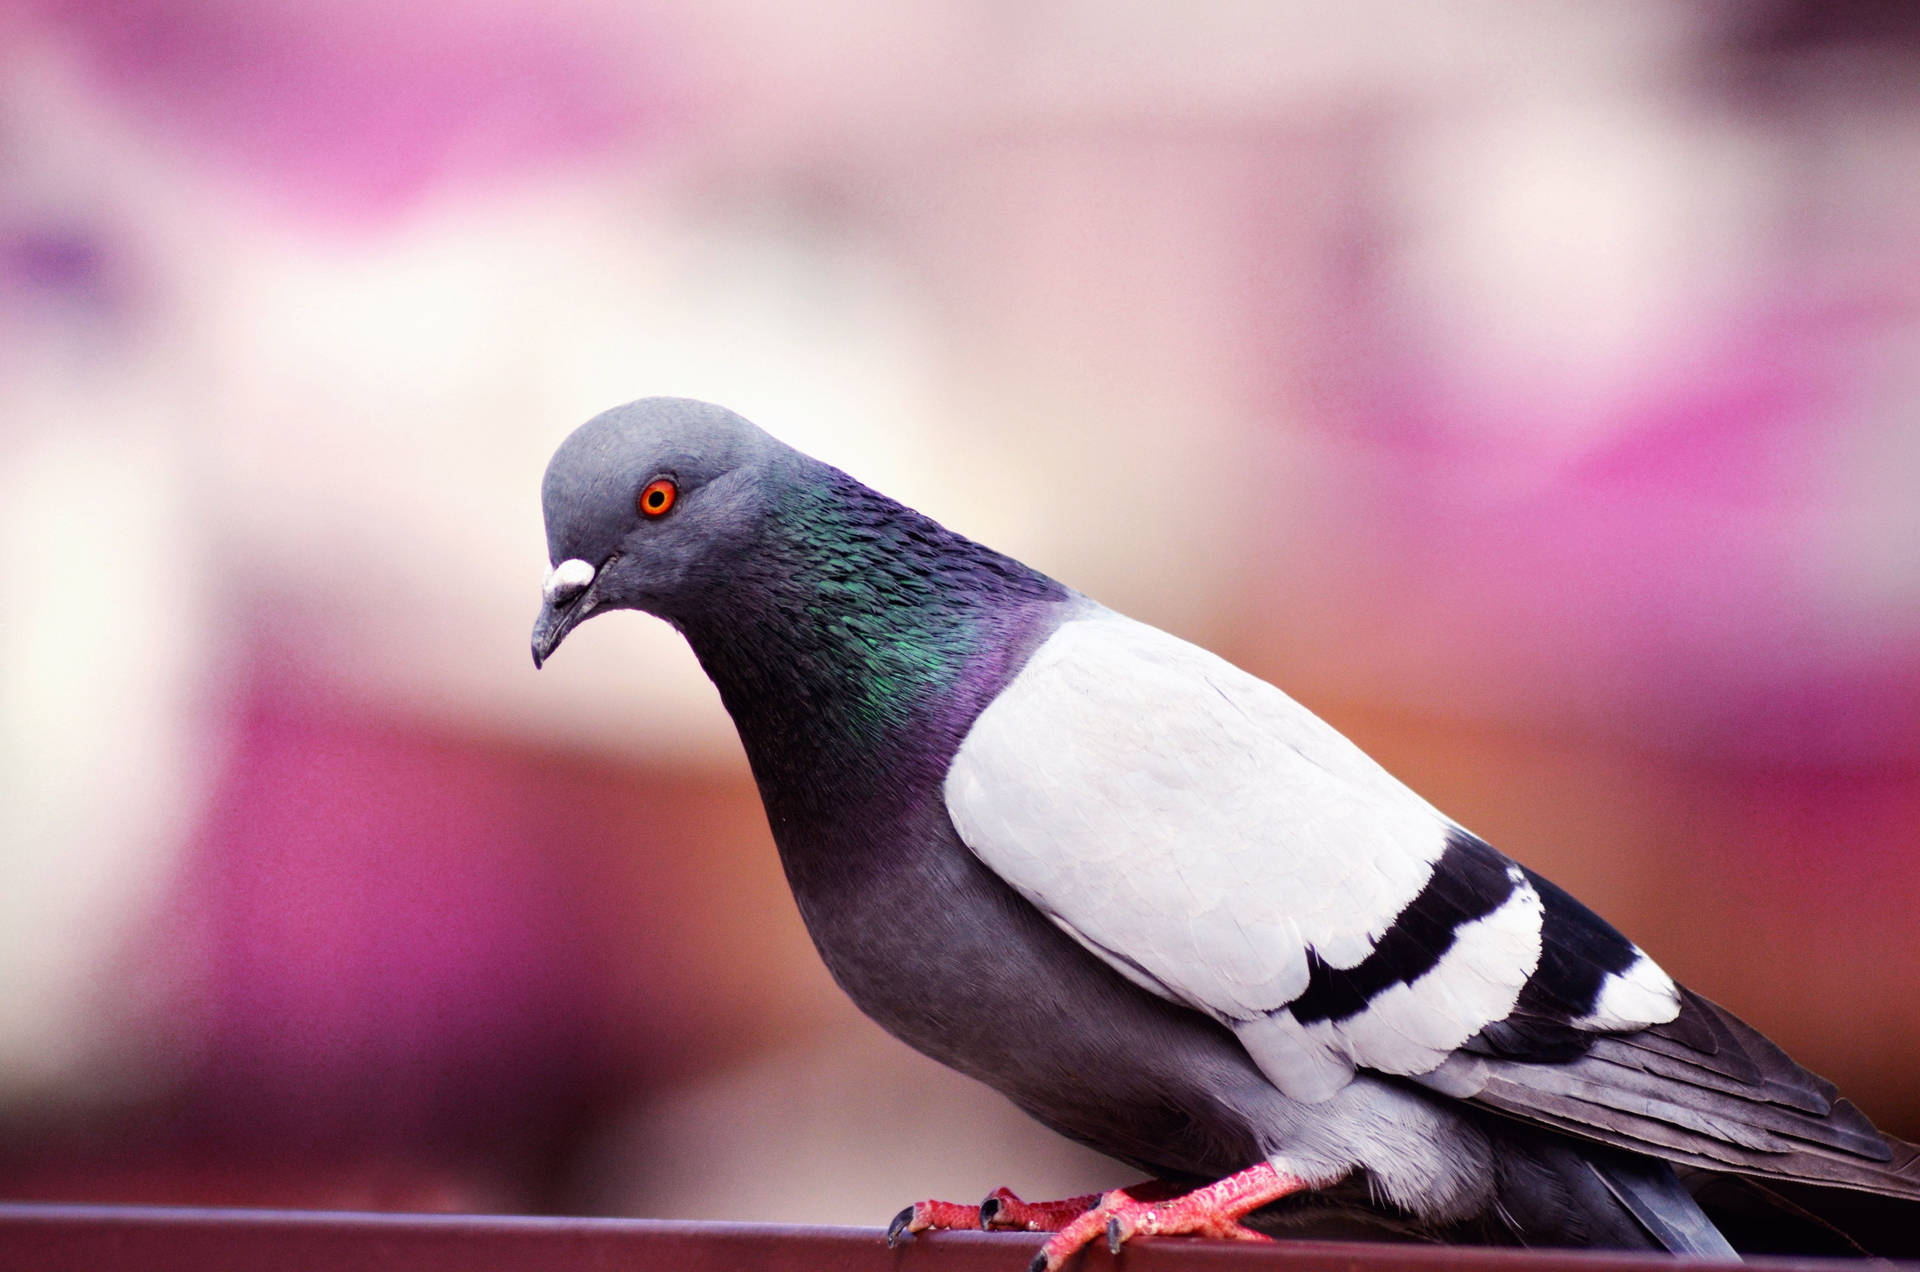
[532,397,1920,1263]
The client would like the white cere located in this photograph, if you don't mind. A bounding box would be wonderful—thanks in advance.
[543,558,596,606]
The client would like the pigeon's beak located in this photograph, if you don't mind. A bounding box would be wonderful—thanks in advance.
[531,557,600,668]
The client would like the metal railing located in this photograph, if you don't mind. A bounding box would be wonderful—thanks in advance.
[2,1203,1894,1272]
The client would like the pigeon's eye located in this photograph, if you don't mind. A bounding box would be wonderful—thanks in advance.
[638,478,677,518]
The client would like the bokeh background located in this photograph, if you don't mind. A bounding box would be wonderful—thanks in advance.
[3,0,1918,1224]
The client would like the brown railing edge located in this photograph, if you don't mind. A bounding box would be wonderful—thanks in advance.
[0,1203,1907,1272]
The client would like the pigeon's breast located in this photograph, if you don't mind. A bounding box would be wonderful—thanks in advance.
[817,802,1298,1177]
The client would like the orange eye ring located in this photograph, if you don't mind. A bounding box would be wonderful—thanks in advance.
[638,477,677,518]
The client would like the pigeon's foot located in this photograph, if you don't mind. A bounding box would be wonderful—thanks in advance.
[1027,1163,1306,1272]
[889,1182,1174,1245]
[888,1186,1130,1244]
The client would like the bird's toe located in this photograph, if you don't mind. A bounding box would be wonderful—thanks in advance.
[978,1186,1104,1232]
[885,1198,983,1245]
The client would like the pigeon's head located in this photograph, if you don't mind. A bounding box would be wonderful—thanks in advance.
[531,397,785,666]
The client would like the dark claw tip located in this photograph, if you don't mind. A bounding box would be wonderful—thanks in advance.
[1026,1253,1051,1272]
[978,1197,1001,1229]
[886,1206,916,1247]
[1106,1218,1125,1255]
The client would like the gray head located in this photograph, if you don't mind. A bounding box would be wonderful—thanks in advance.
[531,397,787,666]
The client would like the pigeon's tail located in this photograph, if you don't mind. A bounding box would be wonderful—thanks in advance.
[1482,1130,1733,1253]
[1587,1155,1736,1256]
[1689,1170,1920,1258]
[1461,988,1920,1255]
[1586,1154,1920,1259]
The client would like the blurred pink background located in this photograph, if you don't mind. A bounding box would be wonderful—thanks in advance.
[3,0,1918,1223]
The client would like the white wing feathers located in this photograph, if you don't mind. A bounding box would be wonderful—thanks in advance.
[944,611,1671,1103]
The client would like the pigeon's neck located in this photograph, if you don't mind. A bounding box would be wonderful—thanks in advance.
[678,459,1071,837]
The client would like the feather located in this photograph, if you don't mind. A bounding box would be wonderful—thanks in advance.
[1585,1155,1737,1256]
[1467,992,1920,1198]
[946,611,1557,1099]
